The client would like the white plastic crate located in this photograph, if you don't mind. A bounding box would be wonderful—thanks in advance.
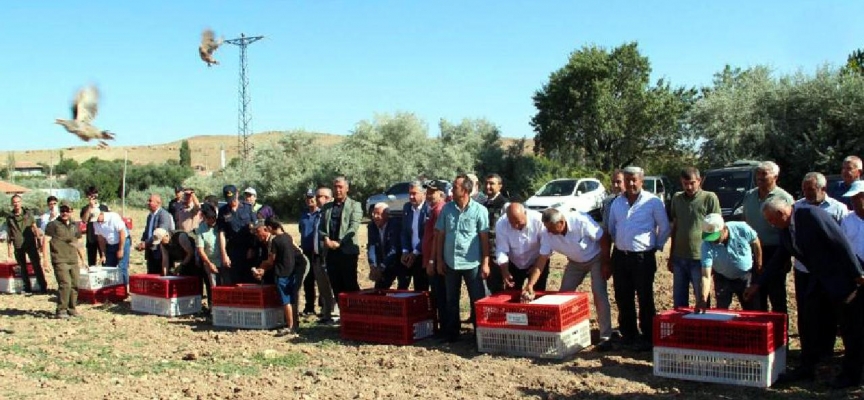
[413,319,434,340]
[0,277,41,294]
[78,267,122,290]
[476,319,590,359]
[212,306,286,330]
[653,345,786,388]
[130,294,201,316]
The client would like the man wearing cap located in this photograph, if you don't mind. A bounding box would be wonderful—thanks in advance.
[298,190,321,315]
[43,203,86,318]
[422,179,449,334]
[668,167,721,308]
[744,197,864,389]
[842,180,864,264]
[136,194,175,275]
[741,161,794,314]
[7,194,47,294]
[400,181,429,291]
[482,173,509,294]
[606,166,670,351]
[218,185,257,284]
[153,228,196,276]
[174,188,201,233]
[319,177,364,298]
[828,155,862,210]
[243,187,263,214]
[524,206,613,351]
[94,210,132,284]
[697,213,762,311]
[368,203,403,289]
[80,186,109,266]
[435,174,490,342]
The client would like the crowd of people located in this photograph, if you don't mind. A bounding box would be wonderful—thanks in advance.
[5,155,864,389]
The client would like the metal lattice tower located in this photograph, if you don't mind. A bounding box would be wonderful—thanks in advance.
[224,33,264,162]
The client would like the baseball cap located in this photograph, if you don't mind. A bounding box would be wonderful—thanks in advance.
[305,189,315,198]
[243,187,257,196]
[701,213,725,242]
[151,228,169,250]
[223,185,237,200]
[423,180,448,191]
[843,180,864,198]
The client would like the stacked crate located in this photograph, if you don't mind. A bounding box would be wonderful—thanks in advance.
[653,308,787,388]
[339,289,435,345]
[0,261,40,293]
[211,284,285,329]
[129,274,201,316]
[474,291,591,359]
[78,266,127,304]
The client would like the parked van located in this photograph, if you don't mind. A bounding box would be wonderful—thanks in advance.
[701,160,761,220]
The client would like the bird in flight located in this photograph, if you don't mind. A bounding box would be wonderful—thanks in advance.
[55,85,114,148]
[199,29,224,67]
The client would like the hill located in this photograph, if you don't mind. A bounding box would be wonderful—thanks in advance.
[1,132,534,171]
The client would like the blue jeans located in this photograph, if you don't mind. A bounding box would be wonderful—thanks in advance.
[444,266,486,339]
[105,236,132,285]
[672,256,702,308]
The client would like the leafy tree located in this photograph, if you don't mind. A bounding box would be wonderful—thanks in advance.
[54,158,80,175]
[842,48,864,76]
[5,152,15,183]
[179,140,192,167]
[531,42,696,172]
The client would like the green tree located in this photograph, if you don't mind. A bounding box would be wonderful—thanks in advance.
[842,48,864,76]
[179,140,192,167]
[5,152,15,183]
[531,42,696,172]
[54,158,80,175]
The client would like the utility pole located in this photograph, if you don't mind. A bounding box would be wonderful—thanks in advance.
[224,33,264,163]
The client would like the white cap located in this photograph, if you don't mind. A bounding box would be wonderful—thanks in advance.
[151,228,169,250]
[701,213,725,242]
[243,187,257,196]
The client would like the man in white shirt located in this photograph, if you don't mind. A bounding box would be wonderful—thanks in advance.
[93,210,131,284]
[607,166,671,351]
[523,207,613,351]
[39,196,59,232]
[494,202,547,291]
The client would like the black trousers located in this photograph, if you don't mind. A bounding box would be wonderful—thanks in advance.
[145,249,162,275]
[326,251,359,298]
[612,249,656,340]
[794,270,837,361]
[86,239,102,267]
[757,245,789,314]
[301,251,317,311]
[404,255,429,291]
[14,245,47,293]
[799,285,864,383]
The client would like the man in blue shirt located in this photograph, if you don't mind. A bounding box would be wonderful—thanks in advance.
[697,213,762,311]
[435,174,490,343]
[298,190,320,316]
[827,156,862,210]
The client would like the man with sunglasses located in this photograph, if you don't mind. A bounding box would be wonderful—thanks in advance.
[43,204,86,318]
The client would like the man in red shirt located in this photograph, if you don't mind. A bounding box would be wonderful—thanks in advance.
[422,180,449,335]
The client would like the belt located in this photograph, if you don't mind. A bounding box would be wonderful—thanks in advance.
[614,248,654,255]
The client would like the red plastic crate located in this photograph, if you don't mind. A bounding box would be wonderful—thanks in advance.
[78,284,128,304]
[338,289,433,320]
[0,262,35,278]
[653,308,787,356]
[129,274,201,298]
[340,314,434,345]
[475,290,590,332]
[211,284,282,308]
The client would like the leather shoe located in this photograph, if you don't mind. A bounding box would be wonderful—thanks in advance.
[776,367,815,384]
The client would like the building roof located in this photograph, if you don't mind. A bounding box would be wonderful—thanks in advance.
[0,181,29,194]
[10,161,42,170]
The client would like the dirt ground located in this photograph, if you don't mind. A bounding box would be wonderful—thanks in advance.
[0,207,859,399]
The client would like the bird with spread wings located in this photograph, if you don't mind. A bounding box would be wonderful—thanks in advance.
[55,85,114,149]
[199,29,224,67]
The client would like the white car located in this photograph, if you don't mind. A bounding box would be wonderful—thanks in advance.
[525,178,606,215]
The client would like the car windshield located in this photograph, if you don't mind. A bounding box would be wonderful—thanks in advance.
[643,180,656,193]
[702,171,751,193]
[385,182,410,196]
[536,180,576,196]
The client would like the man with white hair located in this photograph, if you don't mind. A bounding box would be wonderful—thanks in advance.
[828,155,863,210]
[741,161,794,314]
[524,206,613,351]
[367,203,404,289]
[606,166,670,351]
[94,210,131,284]
[745,196,864,389]
[319,176,364,298]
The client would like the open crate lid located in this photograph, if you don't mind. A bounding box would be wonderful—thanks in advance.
[682,311,738,321]
[529,294,579,305]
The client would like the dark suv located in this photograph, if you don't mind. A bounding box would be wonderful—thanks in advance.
[701,161,761,221]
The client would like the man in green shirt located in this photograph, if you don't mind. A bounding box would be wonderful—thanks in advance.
[43,204,86,318]
[668,167,721,308]
[742,161,794,313]
[6,194,47,294]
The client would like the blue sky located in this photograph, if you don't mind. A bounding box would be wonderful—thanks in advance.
[2,1,862,151]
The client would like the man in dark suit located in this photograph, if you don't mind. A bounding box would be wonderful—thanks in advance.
[319,176,364,297]
[400,181,429,291]
[217,185,257,284]
[368,203,404,289]
[746,197,864,389]
[136,194,175,274]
